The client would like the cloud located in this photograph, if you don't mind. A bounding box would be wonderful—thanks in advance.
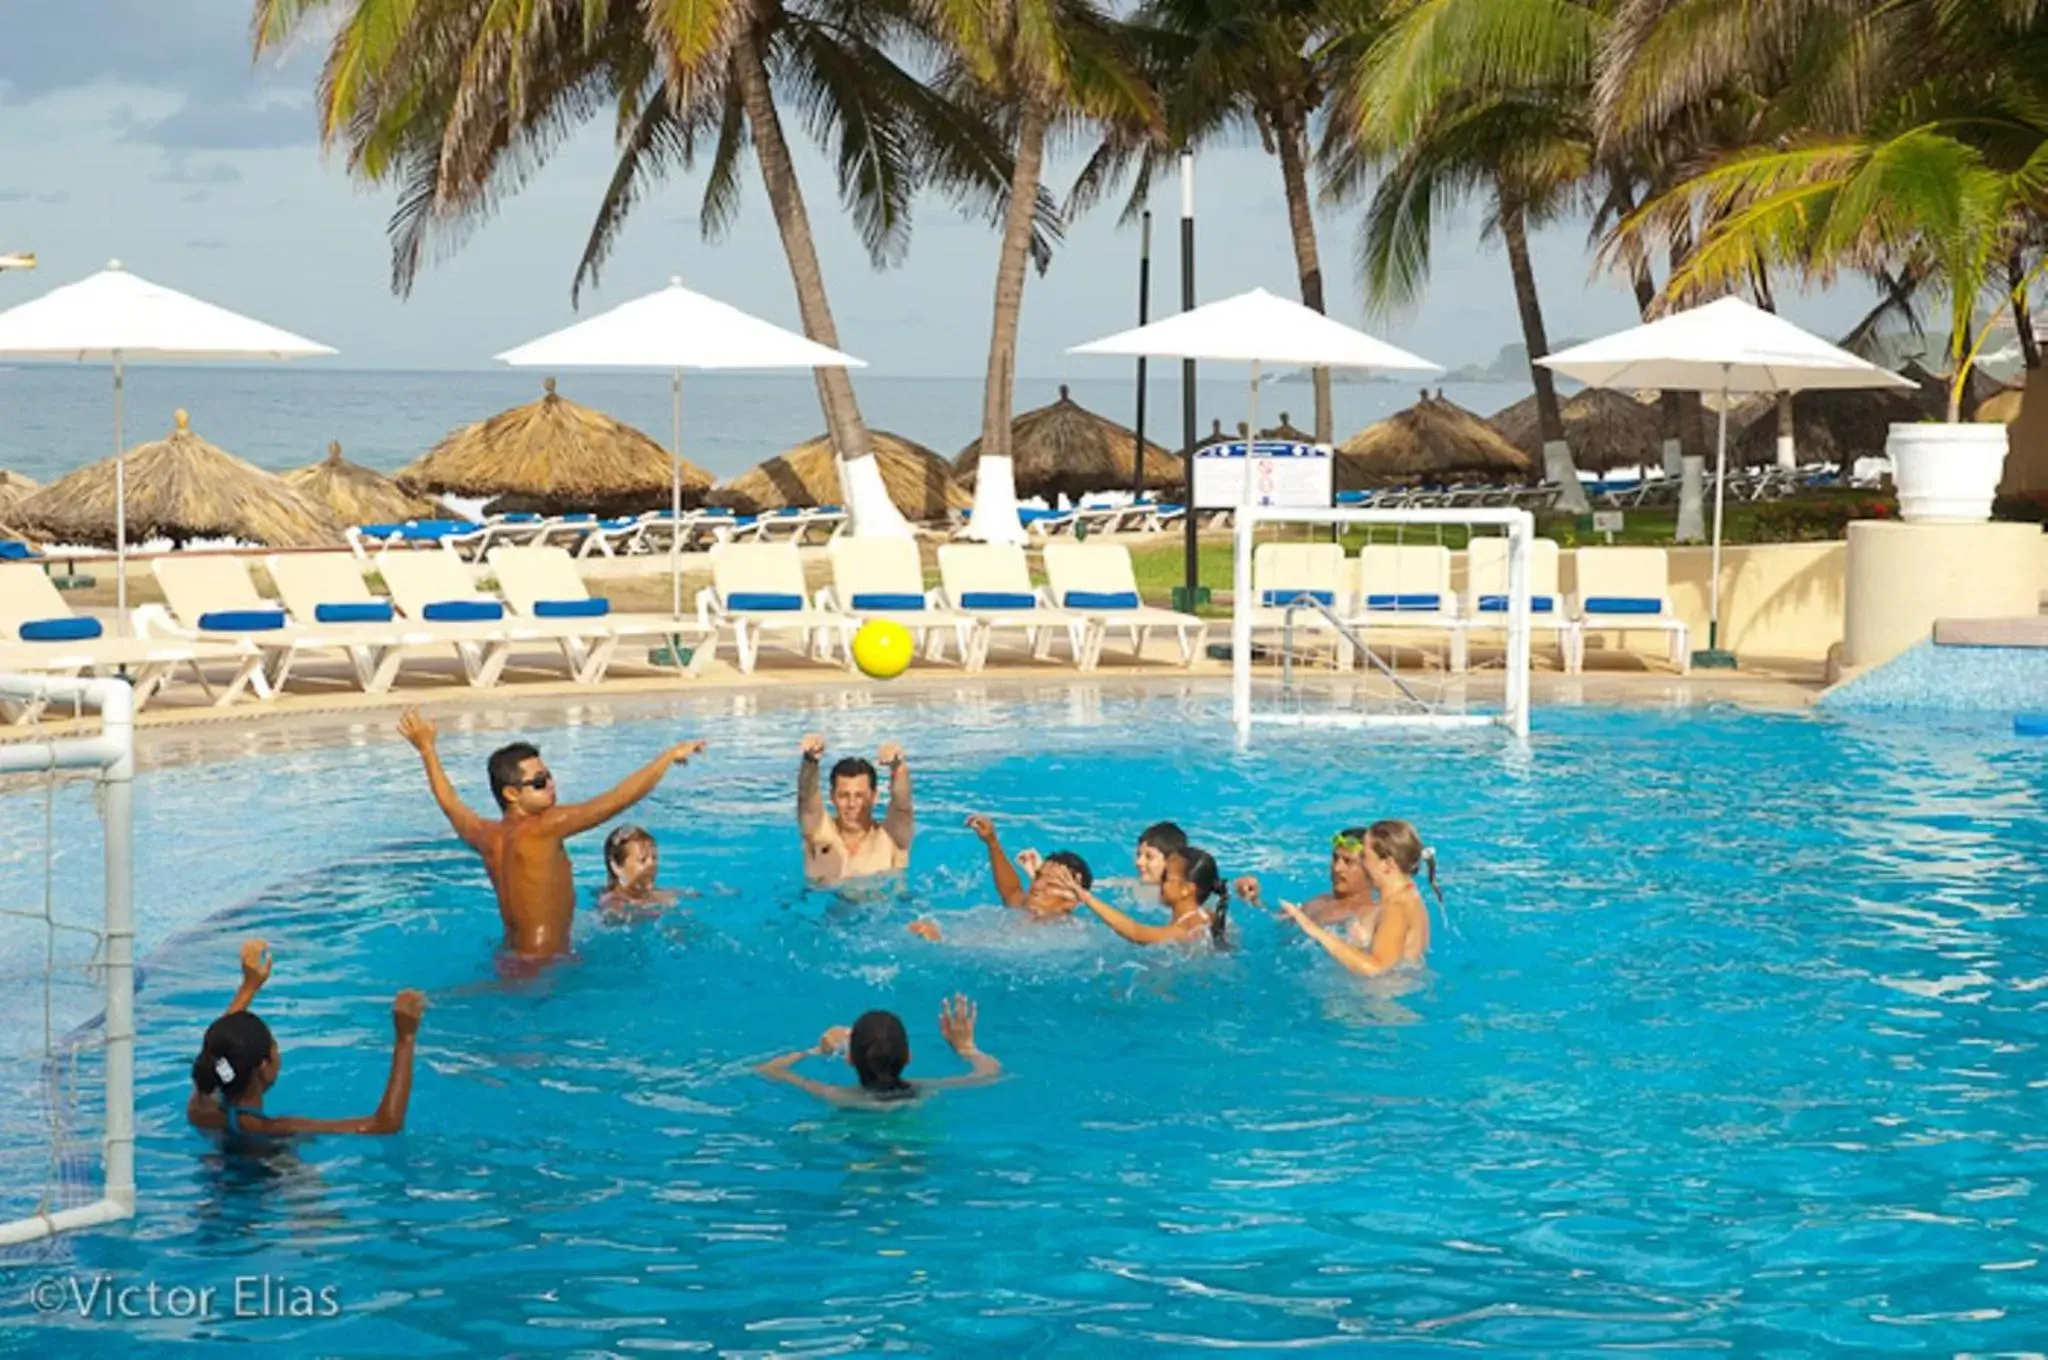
[123,96,316,151]
[151,162,243,187]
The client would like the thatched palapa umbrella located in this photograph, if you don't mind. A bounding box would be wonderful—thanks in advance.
[0,468,39,514]
[1337,392,1537,488]
[11,409,342,548]
[286,440,440,525]
[1260,411,1314,442]
[1727,362,1997,467]
[1488,388,1665,474]
[955,386,1180,504]
[719,432,969,522]
[397,377,713,515]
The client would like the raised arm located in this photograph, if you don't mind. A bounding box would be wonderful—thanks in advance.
[238,991,426,1136]
[755,1026,860,1105]
[399,709,491,848]
[967,814,1026,907]
[547,740,704,839]
[1076,887,1197,946]
[797,734,827,834]
[879,743,914,847]
[1281,902,1394,977]
[919,995,1003,1091]
[227,939,271,1015]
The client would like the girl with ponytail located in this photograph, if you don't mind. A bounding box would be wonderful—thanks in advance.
[1274,820,1438,977]
[187,939,428,1139]
[1074,846,1231,949]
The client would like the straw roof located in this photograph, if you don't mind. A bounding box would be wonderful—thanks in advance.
[1260,411,1315,442]
[1337,392,1538,488]
[396,377,713,515]
[10,409,343,548]
[1725,363,1995,466]
[716,431,970,521]
[954,385,1181,501]
[285,440,440,525]
[0,468,39,514]
[1488,388,1667,473]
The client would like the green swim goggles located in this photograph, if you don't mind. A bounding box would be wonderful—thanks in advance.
[1331,833,1365,854]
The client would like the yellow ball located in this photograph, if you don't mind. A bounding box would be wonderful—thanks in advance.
[851,619,915,679]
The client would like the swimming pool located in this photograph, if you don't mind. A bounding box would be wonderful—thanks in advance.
[3,686,2045,1353]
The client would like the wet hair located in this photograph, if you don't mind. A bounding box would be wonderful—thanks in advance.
[849,1010,913,1098]
[1043,850,1093,890]
[830,756,878,792]
[603,825,655,888]
[488,741,542,809]
[192,1011,274,1102]
[1137,821,1188,856]
[1171,846,1231,948]
[1367,819,1442,901]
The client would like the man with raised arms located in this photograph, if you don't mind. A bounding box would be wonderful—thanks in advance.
[797,734,914,885]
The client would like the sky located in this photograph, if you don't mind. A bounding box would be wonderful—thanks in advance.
[0,1,1884,379]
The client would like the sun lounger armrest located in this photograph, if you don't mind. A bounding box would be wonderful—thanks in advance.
[131,604,189,640]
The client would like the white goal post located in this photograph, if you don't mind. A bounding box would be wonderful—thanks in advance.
[0,674,136,1246]
[1230,506,1536,742]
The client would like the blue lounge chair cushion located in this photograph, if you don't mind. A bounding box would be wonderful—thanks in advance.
[1365,593,1442,611]
[315,601,394,624]
[1018,508,1067,524]
[851,593,927,611]
[356,522,402,537]
[423,600,503,622]
[1065,590,1141,610]
[960,591,1038,610]
[1261,589,1334,608]
[199,609,286,632]
[0,541,40,560]
[19,616,101,642]
[726,592,804,612]
[700,506,735,517]
[1477,595,1556,614]
[1584,596,1663,616]
[534,598,609,618]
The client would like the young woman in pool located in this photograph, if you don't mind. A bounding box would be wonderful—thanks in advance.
[187,939,427,1138]
[1236,827,1378,937]
[596,825,680,922]
[755,994,1001,1107]
[1071,845,1230,949]
[1262,821,1438,976]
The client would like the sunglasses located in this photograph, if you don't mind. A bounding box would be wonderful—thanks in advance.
[514,771,553,791]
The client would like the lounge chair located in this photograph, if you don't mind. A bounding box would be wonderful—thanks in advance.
[1041,542,1207,669]
[267,550,537,690]
[1459,536,1578,671]
[0,562,251,717]
[375,548,615,684]
[1247,542,1350,664]
[1568,545,1691,673]
[819,538,973,670]
[698,542,853,674]
[935,543,1096,671]
[486,545,714,675]
[140,555,426,700]
[1347,544,1466,670]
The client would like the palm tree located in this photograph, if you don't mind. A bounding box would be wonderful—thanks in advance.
[1322,0,1601,512]
[928,0,1157,541]
[1072,0,1351,445]
[253,0,1047,534]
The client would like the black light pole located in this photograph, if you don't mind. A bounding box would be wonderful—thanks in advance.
[1132,211,1151,502]
[1179,152,1199,606]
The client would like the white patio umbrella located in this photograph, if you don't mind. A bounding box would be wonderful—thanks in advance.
[497,277,882,616]
[1068,287,1441,496]
[0,261,335,625]
[1539,295,1913,661]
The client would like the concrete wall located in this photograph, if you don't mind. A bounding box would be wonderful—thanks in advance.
[1841,522,2043,669]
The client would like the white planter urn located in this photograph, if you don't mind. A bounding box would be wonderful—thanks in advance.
[1887,421,2009,524]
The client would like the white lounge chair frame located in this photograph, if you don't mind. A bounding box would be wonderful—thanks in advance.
[1041,542,1207,669]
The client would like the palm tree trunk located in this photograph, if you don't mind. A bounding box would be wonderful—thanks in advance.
[2011,250,2041,371]
[732,26,908,536]
[965,97,1049,544]
[1274,117,1333,445]
[1498,189,1586,512]
[1664,235,1710,542]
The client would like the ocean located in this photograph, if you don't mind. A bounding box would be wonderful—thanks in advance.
[0,365,1531,489]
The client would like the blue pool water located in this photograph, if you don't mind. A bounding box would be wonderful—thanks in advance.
[2,687,2046,1354]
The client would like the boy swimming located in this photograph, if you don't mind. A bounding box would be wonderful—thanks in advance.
[1133,821,1188,891]
[597,825,679,922]
[398,707,705,960]
[907,814,1093,942]
[1269,821,1438,975]
[798,735,914,885]
[755,994,1001,1107]
[1235,827,1377,934]
[187,939,426,1138]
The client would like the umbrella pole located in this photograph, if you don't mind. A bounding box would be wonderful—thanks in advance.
[671,368,683,621]
[1245,360,1260,515]
[113,352,126,634]
[1696,367,1737,669]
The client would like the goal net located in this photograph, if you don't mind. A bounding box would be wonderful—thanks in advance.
[1229,506,1536,742]
[0,674,136,1254]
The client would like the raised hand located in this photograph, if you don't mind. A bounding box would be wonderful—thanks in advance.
[817,1025,852,1056]
[1015,849,1044,879]
[668,739,707,766]
[239,938,272,989]
[1232,876,1265,909]
[964,813,998,843]
[939,994,979,1054]
[800,734,826,761]
[877,742,904,768]
[1037,860,1077,898]
[397,707,436,752]
[392,989,428,1037]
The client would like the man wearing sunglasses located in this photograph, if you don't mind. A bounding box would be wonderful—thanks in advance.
[398,708,705,962]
